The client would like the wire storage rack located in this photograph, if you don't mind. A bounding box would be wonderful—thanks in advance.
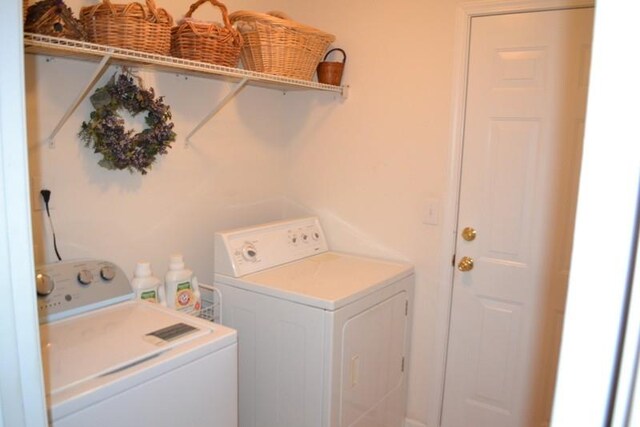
[23,33,348,147]
[197,283,221,324]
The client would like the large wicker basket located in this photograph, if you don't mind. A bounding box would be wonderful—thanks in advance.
[171,0,242,67]
[228,11,335,81]
[80,0,173,55]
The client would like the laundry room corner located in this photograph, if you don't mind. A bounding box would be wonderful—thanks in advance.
[279,1,463,426]
[10,0,638,425]
[25,0,301,281]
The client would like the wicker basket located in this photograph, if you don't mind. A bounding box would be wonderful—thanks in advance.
[171,0,242,67]
[80,0,173,55]
[229,11,335,81]
[23,0,28,22]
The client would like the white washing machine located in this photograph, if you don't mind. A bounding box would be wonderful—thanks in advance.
[36,259,238,427]
[213,217,414,427]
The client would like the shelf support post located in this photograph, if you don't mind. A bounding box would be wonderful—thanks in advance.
[185,77,249,147]
[46,52,113,148]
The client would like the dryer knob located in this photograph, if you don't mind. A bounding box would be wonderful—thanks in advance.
[242,243,258,262]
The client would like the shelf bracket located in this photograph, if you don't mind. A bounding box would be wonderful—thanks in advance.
[46,52,113,148]
[340,85,350,100]
[185,77,249,147]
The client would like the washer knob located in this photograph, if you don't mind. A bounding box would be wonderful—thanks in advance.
[100,265,116,281]
[241,243,258,262]
[36,273,54,296]
[77,269,93,286]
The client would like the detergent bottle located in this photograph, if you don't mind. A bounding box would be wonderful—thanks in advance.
[131,261,165,305]
[164,254,201,315]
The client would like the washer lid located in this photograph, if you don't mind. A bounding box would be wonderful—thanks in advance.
[216,252,413,310]
[40,301,212,395]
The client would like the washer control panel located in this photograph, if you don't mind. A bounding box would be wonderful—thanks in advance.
[214,217,329,277]
[36,259,133,323]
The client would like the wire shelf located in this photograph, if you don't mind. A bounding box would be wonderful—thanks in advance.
[24,32,348,146]
[23,33,346,95]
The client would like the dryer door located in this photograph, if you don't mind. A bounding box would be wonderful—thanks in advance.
[340,291,409,427]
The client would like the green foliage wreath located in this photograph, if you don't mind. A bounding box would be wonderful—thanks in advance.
[79,73,176,175]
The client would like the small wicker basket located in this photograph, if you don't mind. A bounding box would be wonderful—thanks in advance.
[229,11,335,81]
[80,0,173,55]
[317,48,346,86]
[23,0,28,22]
[171,0,243,67]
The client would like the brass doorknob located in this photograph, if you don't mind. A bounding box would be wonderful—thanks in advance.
[462,227,477,242]
[458,256,474,272]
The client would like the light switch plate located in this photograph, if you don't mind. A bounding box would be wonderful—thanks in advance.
[422,198,440,225]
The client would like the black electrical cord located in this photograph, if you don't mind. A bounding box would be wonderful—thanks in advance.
[40,189,62,261]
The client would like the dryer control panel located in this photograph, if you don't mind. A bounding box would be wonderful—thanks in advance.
[36,259,133,323]
[214,217,329,277]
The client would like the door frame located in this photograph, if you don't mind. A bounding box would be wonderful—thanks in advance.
[434,0,594,425]
[0,0,48,426]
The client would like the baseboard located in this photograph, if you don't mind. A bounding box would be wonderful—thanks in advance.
[405,418,429,427]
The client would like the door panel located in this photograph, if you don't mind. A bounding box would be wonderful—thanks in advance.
[486,119,539,259]
[340,291,407,427]
[442,9,593,427]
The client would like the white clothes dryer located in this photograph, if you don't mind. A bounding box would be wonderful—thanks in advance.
[213,217,414,427]
[36,259,238,427]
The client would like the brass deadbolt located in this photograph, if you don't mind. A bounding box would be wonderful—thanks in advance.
[462,227,477,242]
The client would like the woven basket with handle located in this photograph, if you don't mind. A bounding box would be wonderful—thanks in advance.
[171,0,243,67]
[229,10,335,81]
[80,0,173,55]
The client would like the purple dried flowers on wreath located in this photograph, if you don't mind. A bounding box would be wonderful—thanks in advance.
[79,74,176,174]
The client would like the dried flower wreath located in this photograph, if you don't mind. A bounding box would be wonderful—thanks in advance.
[79,73,176,174]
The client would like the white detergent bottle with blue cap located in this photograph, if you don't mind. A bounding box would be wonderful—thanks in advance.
[165,254,201,315]
[131,261,166,305]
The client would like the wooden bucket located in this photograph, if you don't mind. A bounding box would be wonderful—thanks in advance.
[316,48,346,86]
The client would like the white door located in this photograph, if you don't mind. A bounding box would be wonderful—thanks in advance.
[441,9,593,427]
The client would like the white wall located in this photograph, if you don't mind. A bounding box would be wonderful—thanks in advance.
[26,1,477,427]
[27,0,296,280]
[281,2,463,425]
